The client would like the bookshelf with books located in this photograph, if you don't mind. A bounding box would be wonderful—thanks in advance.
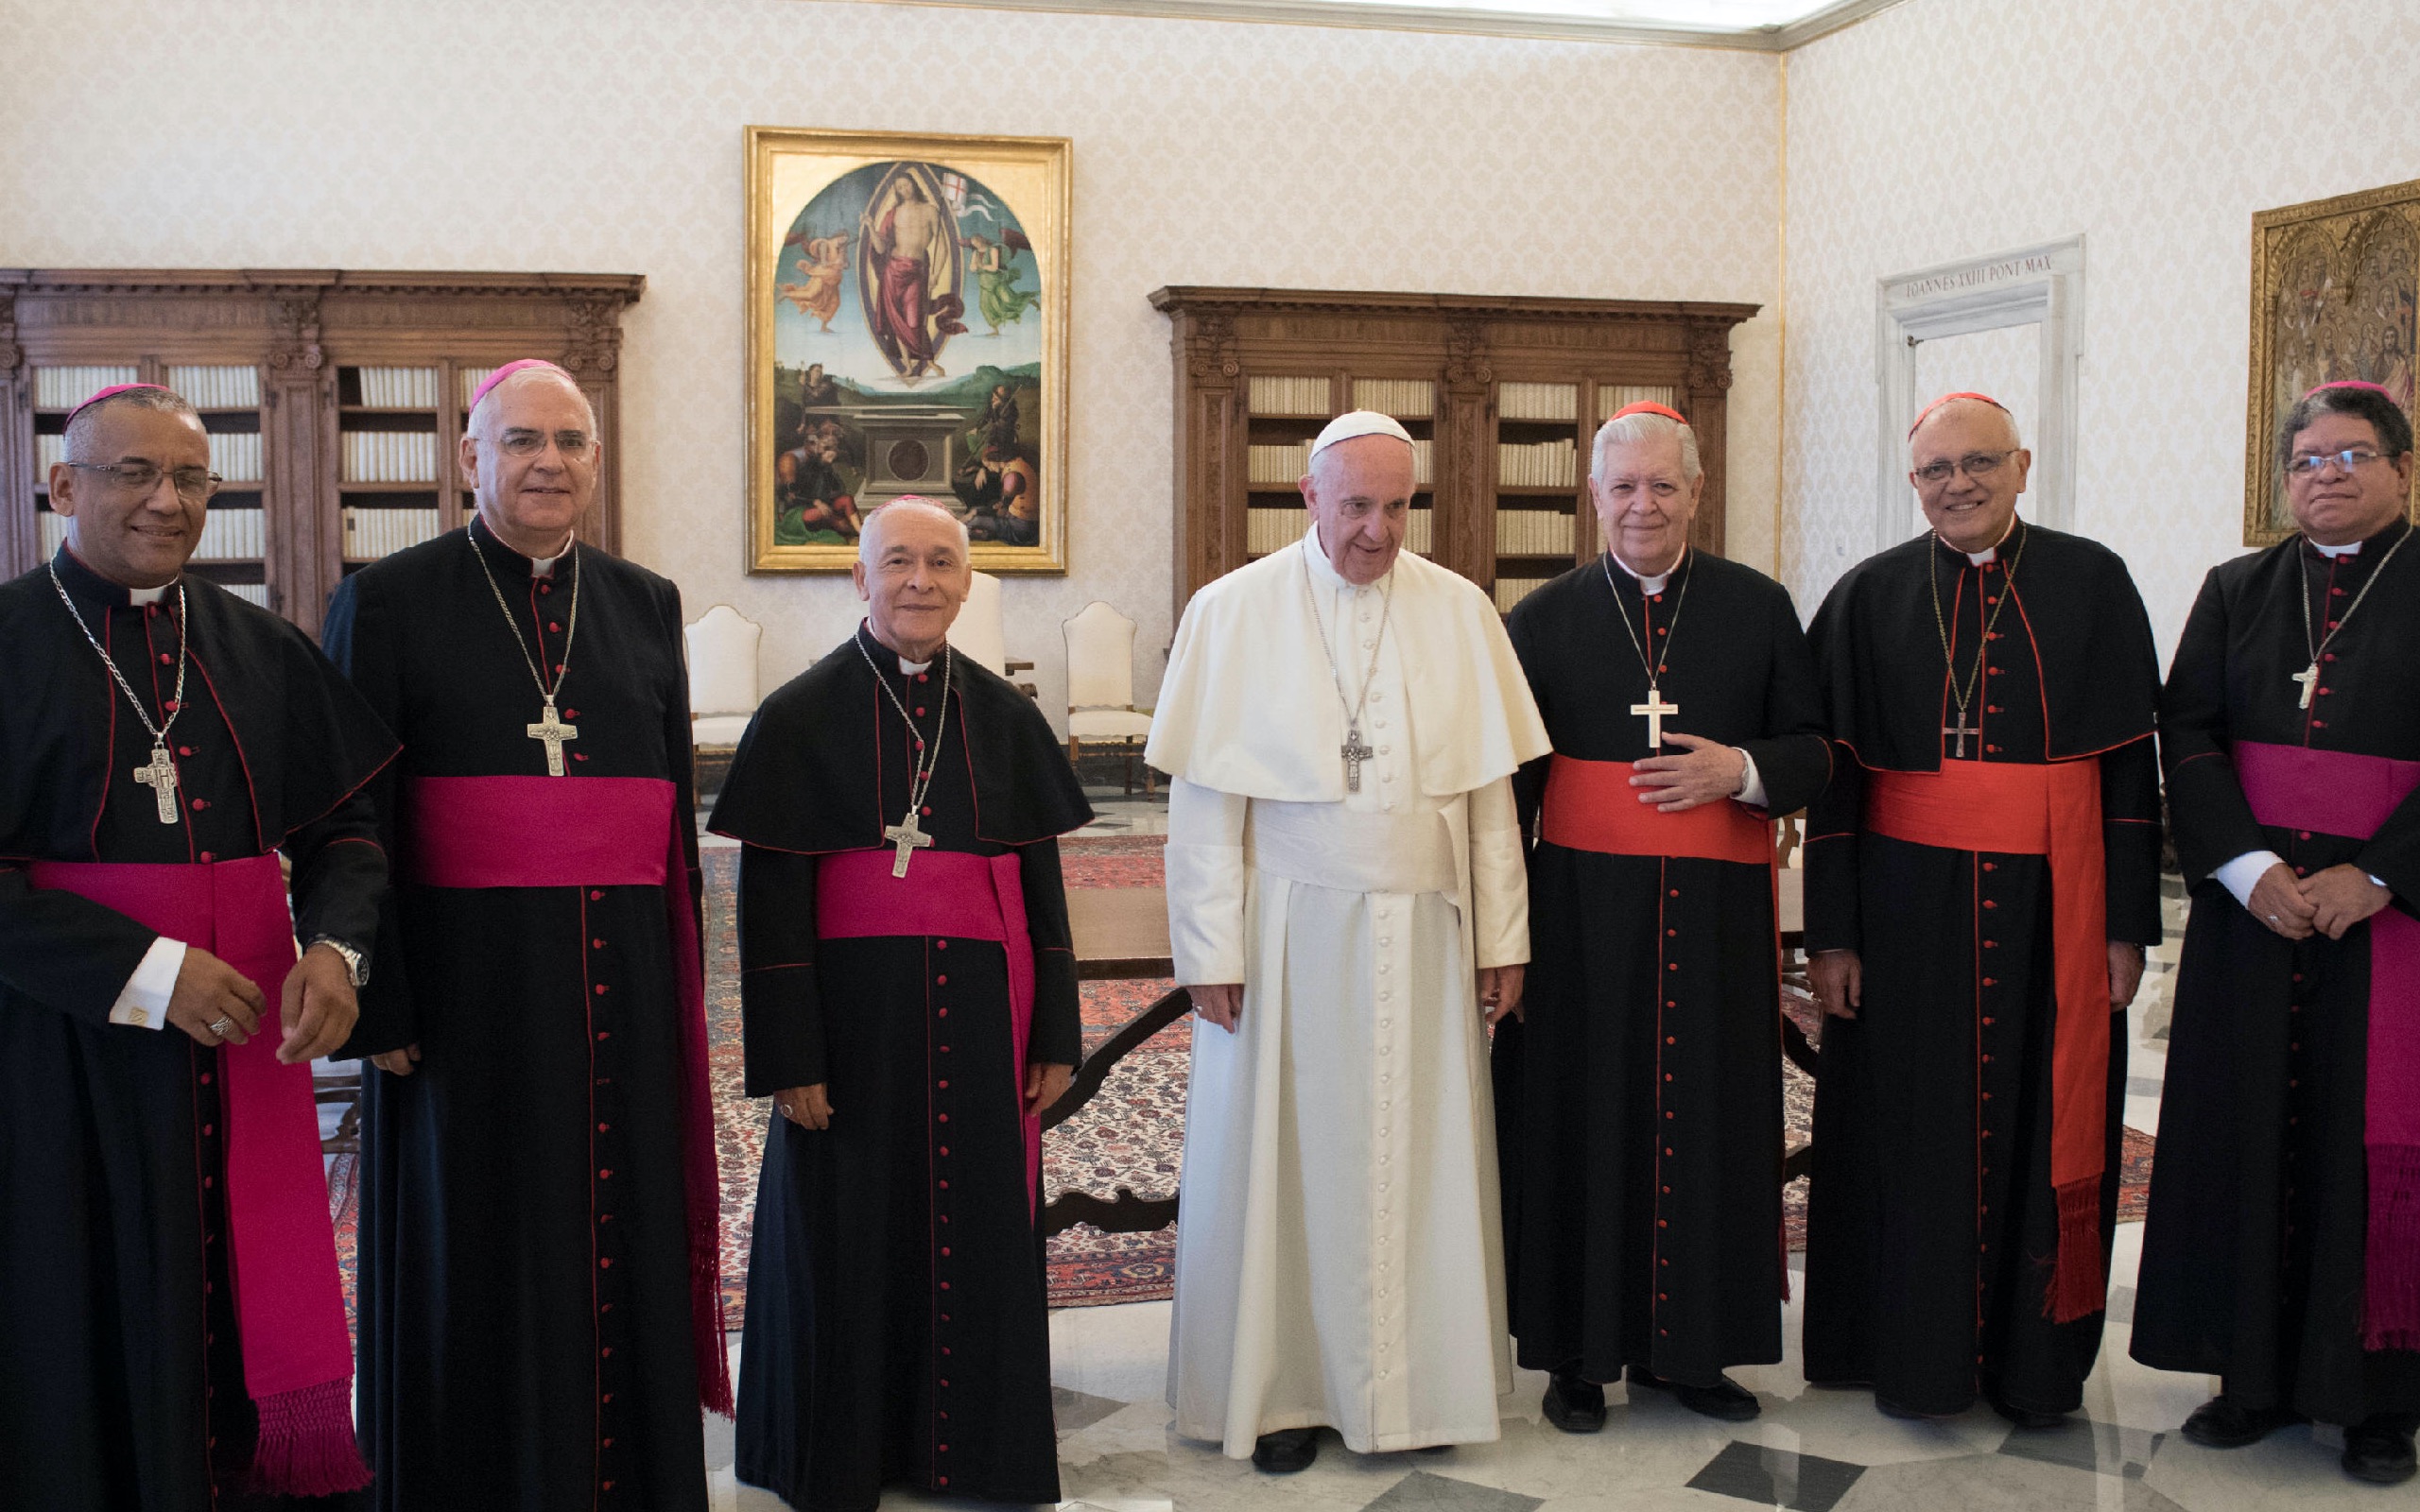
[1,269,643,636]
[1153,286,1758,624]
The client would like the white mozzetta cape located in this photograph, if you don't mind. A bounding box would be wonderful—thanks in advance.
[1146,535,1548,801]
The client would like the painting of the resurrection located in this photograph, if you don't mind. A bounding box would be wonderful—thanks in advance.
[2246,178,2420,545]
[747,129,1070,572]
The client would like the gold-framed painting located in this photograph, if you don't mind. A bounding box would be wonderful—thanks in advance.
[2245,177,2420,546]
[746,127,1071,572]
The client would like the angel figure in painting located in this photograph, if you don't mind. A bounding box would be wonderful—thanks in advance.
[779,232,851,333]
[965,231,1041,335]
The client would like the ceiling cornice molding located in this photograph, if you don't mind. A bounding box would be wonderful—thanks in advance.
[844,0,1912,52]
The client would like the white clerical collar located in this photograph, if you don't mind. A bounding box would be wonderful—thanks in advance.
[1303,520,1392,594]
[1606,548,1683,597]
[899,656,931,674]
[128,582,169,606]
[2309,537,2362,558]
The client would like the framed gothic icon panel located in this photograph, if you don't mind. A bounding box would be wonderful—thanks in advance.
[745,127,1071,573]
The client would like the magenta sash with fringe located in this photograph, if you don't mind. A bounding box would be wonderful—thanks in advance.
[2235,739,2420,1350]
[27,854,370,1496]
[813,847,1041,1217]
[404,775,734,1414]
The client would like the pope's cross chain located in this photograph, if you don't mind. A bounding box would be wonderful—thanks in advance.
[884,813,935,878]
[133,742,181,824]
[1341,727,1375,793]
[527,698,579,777]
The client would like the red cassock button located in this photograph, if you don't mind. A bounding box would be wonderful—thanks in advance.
[936,974,947,986]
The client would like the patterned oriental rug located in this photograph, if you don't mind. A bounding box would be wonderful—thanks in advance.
[327,834,2152,1329]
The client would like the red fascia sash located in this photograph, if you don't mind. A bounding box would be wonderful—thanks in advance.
[1540,753,1773,865]
[1865,757,2111,1323]
[2234,740,2420,1350]
[26,854,369,1497]
[815,847,1042,1219]
[405,775,734,1415]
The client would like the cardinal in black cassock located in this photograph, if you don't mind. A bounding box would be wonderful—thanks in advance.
[1,387,394,1510]
[1801,394,2161,1426]
[711,499,1089,1512]
[2133,382,2420,1485]
[324,362,727,1512]
[1491,404,1831,1431]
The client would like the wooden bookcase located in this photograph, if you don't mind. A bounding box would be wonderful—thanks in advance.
[1150,286,1758,623]
[0,269,644,636]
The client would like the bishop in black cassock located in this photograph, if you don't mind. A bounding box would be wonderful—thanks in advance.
[1,387,394,1510]
[324,362,726,1512]
[711,499,1089,1512]
[2134,381,2420,1486]
[1493,404,1830,1431]
[1801,394,2162,1426]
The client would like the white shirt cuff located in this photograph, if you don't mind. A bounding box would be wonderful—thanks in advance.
[109,936,186,1029]
[1733,748,1768,810]
[2215,850,2286,909]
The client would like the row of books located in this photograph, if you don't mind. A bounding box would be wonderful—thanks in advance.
[353,367,441,410]
[224,583,270,609]
[1248,375,1331,418]
[166,366,261,409]
[1494,576,1550,614]
[342,431,439,484]
[192,508,266,560]
[1244,507,1435,556]
[1499,382,1579,422]
[1600,385,1679,421]
[460,367,498,408]
[1246,438,1436,487]
[1351,378,1434,419]
[209,432,264,482]
[34,366,139,410]
[1500,439,1579,489]
[343,507,443,558]
[1495,508,1578,556]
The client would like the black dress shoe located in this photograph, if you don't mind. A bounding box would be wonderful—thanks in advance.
[1542,1370,1607,1434]
[2180,1395,2303,1449]
[2342,1416,2418,1486]
[1989,1395,2070,1432]
[1627,1366,1760,1421]
[1252,1427,1320,1473]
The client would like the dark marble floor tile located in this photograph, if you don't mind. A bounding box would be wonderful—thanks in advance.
[2105,1283,2136,1325]
[1685,1438,1865,1512]
[1995,1417,2165,1479]
[1052,1385,1130,1434]
[1362,1469,1544,1512]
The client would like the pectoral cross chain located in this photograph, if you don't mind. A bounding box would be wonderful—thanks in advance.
[1944,716,1980,759]
[1632,689,1680,748]
[133,742,180,824]
[884,813,934,878]
[527,698,579,777]
[1341,726,1374,793]
[2290,662,2320,711]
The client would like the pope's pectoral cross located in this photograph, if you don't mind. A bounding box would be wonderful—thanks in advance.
[2291,662,2320,711]
[527,699,579,777]
[884,812,934,878]
[133,742,180,824]
[1943,716,1980,759]
[1341,726,1375,793]
[1632,689,1680,748]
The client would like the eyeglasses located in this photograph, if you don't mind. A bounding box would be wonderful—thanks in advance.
[1912,450,2018,487]
[496,428,596,461]
[66,460,223,502]
[2285,447,2386,478]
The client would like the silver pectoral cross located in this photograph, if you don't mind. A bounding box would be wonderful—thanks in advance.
[884,812,934,878]
[1944,717,1980,759]
[1341,725,1375,793]
[2291,662,2320,711]
[527,698,579,777]
[1632,688,1680,748]
[133,741,180,824]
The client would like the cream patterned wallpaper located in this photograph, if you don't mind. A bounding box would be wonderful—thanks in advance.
[0,0,1780,723]
[1783,0,2420,658]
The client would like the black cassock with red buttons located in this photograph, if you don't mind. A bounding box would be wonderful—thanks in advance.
[324,516,714,1512]
[709,625,1089,1512]
[0,548,392,1512]
[1800,522,2163,1418]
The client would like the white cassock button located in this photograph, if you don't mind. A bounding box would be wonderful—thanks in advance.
[1381,990,1394,1002]
[1379,1019,1392,1029]
[1380,1044,1392,1055]
[1378,962,1391,974]
[1372,690,1385,702]
[1380,1100,1392,1109]
[1379,936,1392,946]
[1374,719,1388,730]
[1380,746,1392,756]
[1384,801,1397,811]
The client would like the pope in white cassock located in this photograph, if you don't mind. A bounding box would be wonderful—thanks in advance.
[1150,410,1551,1473]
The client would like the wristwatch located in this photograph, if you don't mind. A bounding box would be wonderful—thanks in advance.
[306,936,369,988]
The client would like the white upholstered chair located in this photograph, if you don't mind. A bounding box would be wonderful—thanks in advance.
[1063,600,1156,795]
[684,604,762,748]
[951,571,1009,676]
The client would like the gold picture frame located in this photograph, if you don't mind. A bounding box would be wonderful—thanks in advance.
[2245,177,2420,546]
[746,126,1071,572]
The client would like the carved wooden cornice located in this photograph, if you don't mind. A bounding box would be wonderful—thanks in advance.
[1151,285,1759,328]
[0,292,19,374]
[267,295,326,376]
[1443,318,1494,393]
[0,269,645,304]
[1181,312,1241,387]
[1686,325,1737,392]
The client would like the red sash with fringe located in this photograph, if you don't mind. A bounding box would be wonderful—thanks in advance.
[2234,739,2420,1351]
[27,855,370,1496]
[1865,757,2111,1323]
[405,774,734,1415]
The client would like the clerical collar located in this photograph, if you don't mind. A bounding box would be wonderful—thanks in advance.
[469,513,572,578]
[52,545,178,610]
[2305,519,2411,558]
[1935,515,2017,567]
[1303,520,1393,594]
[1605,547,1684,596]
[856,621,943,679]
